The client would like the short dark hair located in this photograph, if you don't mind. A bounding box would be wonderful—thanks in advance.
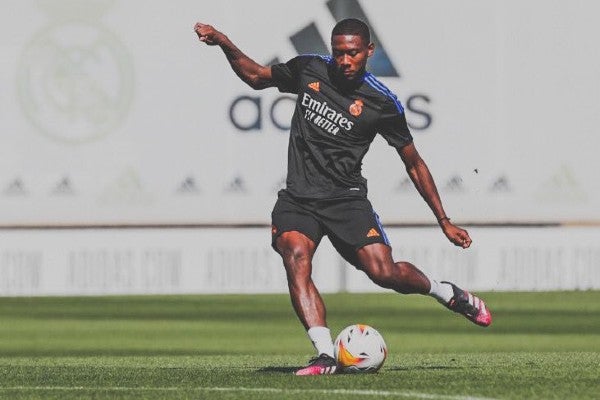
[331,18,371,43]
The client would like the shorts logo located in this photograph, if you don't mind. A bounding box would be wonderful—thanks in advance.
[271,225,278,235]
[308,81,320,92]
[366,228,380,238]
[349,99,364,117]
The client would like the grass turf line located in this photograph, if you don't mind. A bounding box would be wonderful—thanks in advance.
[0,291,598,399]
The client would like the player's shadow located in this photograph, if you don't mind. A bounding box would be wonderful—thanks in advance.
[256,366,298,374]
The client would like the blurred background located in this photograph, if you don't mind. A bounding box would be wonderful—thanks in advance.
[1,0,599,296]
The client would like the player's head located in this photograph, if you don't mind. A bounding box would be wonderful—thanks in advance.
[330,18,374,81]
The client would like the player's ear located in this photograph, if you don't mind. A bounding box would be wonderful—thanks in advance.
[367,42,375,58]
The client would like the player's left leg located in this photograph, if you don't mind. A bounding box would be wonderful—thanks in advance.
[355,244,429,294]
[356,243,491,327]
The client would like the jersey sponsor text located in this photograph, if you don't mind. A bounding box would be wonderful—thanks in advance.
[301,92,354,135]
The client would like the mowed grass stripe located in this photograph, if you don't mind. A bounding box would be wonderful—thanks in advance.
[0,292,599,399]
[0,386,498,400]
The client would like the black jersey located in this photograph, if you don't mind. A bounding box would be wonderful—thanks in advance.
[271,55,412,199]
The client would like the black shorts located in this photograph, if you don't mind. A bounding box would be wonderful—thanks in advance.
[271,190,390,268]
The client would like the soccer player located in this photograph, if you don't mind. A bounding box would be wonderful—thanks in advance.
[194,18,492,376]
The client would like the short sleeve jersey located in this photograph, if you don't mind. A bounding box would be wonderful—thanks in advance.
[271,55,412,199]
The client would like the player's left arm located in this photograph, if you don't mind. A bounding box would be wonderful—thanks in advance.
[398,143,472,249]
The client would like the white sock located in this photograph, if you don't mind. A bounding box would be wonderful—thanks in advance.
[307,326,334,357]
[428,279,454,304]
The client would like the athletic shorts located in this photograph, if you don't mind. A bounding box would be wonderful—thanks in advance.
[271,190,390,268]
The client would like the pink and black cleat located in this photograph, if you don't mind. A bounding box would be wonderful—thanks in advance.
[295,353,337,376]
[442,281,492,327]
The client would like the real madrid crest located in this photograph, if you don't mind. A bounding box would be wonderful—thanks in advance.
[17,0,134,144]
[349,99,364,117]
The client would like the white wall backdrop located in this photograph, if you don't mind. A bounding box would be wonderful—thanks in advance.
[1,0,599,295]
[1,0,599,226]
[2,227,599,296]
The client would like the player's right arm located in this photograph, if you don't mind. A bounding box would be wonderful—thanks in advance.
[194,22,275,90]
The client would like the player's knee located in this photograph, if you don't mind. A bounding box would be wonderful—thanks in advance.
[395,261,414,281]
[278,241,312,269]
[363,260,395,289]
[276,233,314,262]
[282,246,309,263]
[281,247,313,288]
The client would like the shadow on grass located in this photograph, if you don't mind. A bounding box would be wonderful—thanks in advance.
[256,366,298,374]
[257,364,463,374]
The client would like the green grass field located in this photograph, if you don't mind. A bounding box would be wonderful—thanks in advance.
[0,291,598,399]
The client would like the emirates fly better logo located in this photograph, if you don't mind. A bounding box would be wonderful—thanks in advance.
[228,0,432,133]
[301,92,355,135]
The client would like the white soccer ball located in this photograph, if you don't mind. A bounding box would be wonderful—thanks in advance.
[334,324,387,373]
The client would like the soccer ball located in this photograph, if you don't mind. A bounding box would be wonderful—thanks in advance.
[334,324,387,373]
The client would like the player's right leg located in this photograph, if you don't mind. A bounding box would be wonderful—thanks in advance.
[271,192,336,375]
[274,231,337,375]
[275,230,323,329]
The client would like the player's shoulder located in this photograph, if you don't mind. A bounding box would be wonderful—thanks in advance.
[296,54,333,63]
[291,54,332,71]
[362,72,405,114]
[281,54,332,82]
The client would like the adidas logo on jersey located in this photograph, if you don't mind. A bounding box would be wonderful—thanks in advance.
[308,81,320,91]
[367,228,380,238]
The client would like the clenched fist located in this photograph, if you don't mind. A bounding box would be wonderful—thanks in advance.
[194,22,226,46]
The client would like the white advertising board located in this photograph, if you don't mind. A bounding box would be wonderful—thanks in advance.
[1,0,599,226]
[1,227,599,296]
